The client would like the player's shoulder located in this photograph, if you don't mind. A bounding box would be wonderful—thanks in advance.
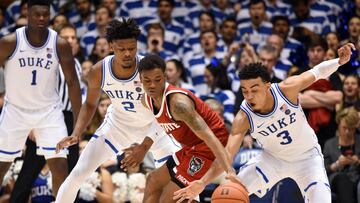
[0,32,17,49]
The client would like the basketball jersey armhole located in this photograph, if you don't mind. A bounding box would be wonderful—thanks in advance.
[53,33,59,62]
[100,58,106,89]
[8,30,19,60]
[166,91,196,123]
[239,105,254,133]
[273,83,299,108]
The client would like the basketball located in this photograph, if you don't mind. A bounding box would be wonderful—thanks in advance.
[211,182,249,203]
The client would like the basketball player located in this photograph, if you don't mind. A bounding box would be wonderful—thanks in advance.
[173,43,355,203]
[55,19,180,202]
[0,0,82,196]
[138,55,235,203]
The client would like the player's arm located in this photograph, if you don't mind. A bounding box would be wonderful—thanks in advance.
[57,37,82,121]
[169,93,234,173]
[0,33,17,67]
[278,43,355,104]
[56,62,103,152]
[173,110,250,203]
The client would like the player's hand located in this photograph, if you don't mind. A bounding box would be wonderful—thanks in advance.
[225,170,245,188]
[338,43,355,65]
[121,143,147,169]
[173,180,206,203]
[56,135,79,153]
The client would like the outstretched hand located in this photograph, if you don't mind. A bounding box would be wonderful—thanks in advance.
[338,43,356,65]
[173,180,206,203]
[56,135,79,153]
[121,144,147,169]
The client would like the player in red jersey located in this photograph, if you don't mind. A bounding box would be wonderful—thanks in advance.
[138,55,236,203]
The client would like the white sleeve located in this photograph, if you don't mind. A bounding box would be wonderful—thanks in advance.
[309,58,340,80]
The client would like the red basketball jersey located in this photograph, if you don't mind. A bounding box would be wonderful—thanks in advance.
[144,83,229,147]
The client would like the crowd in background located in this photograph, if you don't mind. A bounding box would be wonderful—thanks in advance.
[0,0,359,202]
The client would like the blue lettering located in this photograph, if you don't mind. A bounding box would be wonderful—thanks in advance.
[277,118,288,129]
[36,58,44,67]
[44,60,52,69]
[19,58,26,67]
[125,91,134,100]
[289,112,296,124]
[136,93,143,100]
[105,90,115,98]
[27,57,35,66]
[114,90,124,98]
[259,130,269,136]
[266,124,278,133]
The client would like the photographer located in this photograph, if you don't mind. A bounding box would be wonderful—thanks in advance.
[143,23,177,61]
[323,107,360,203]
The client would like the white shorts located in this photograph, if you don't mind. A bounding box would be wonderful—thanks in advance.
[93,116,181,167]
[238,146,330,199]
[0,102,68,162]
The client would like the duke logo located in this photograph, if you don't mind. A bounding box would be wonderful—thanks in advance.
[187,156,204,176]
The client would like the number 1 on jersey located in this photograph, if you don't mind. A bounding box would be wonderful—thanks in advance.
[31,70,37,85]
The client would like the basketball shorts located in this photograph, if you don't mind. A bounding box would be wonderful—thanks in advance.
[237,146,329,198]
[93,114,181,167]
[0,102,68,162]
[166,143,216,188]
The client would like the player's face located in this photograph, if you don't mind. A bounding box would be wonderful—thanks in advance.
[110,38,137,69]
[140,68,166,98]
[27,5,50,30]
[240,77,271,112]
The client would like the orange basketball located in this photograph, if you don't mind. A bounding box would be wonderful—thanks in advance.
[211,182,250,203]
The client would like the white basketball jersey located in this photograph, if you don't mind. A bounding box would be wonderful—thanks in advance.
[4,27,60,110]
[240,83,318,161]
[101,55,154,127]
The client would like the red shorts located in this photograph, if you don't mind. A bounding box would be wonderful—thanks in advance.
[166,138,227,188]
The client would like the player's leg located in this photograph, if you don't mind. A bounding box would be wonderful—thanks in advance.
[143,163,172,203]
[236,152,282,198]
[0,162,12,185]
[55,136,114,202]
[294,155,331,203]
[9,138,46,203]
[62,110,78,172]
[46,157,68,195]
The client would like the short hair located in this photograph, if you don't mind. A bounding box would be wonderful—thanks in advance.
[249,0,266,8]
[28,0,50,8]
[220,17,237,29]
[158,0,175,7]
[271,15,290,26]
[307,34,328,51]
[96,5,114,18]
[139,55,166,73]
[106,18,141,42]
[336,107,359,128]
[199,11,215,24]
[147,23,165,36]
[260,44,278,54]
[56,23,76,34]
[200,29,218,40]
[239,63,271,82]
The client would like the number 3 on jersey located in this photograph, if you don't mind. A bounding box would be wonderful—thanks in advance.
[31,70,37,85]
[122,101,136,112]
[276,130,292,145]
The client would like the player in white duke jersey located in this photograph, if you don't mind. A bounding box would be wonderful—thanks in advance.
[174,43,356,203]
[55,18,180,202]
[0,0,82,197]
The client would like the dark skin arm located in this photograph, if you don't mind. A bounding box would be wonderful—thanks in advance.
[57,37,82,121]
[0,33,17,67]
[56,61,103,152]
[168,93,234,174]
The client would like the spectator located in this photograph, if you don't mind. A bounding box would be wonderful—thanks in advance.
[68,0,95,37]
[336,74,360,112]
[85,93,111,136]
[101,0,119,18]
[341,16,360,46]
[299,35,343,148]
[258,43,285,80]
[89,36,112,64]
[326,32,341,52]
[203,63,235,123]
[165,59,195,93]
[50,14,68,30]
[238,0,273,50]
[204,98,231,132]
[219,17,238,52]
[30,164,54,203]
[80,5,112,58]
[323,107,360,203]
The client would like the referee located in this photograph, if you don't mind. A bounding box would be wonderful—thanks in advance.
[10,24,85,203]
